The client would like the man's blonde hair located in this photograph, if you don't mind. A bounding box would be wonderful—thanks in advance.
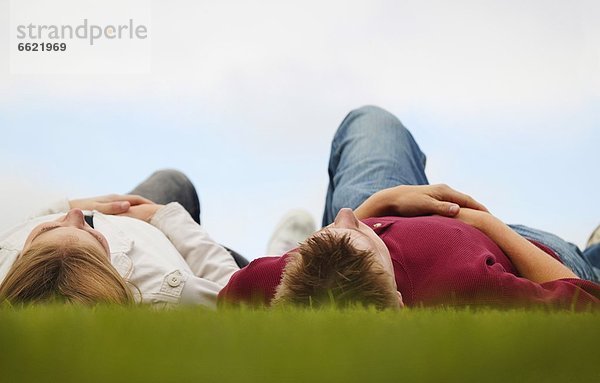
[272,232,399,310]
[0,242,134,305]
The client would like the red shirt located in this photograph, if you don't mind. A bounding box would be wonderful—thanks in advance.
[218,216,600,310]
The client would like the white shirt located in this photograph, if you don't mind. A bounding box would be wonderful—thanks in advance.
[0,200,240,308]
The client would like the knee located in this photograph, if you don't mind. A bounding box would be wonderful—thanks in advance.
[341,105,408,135]
[150,169,193,187]
[349,105,395,119]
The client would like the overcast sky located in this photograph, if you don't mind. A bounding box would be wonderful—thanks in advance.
[1,0,598,259]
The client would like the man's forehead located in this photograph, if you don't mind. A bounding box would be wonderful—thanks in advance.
[319,227,371,242]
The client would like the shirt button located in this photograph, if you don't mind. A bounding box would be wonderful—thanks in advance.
[168,275,181,287]
[373,223,382,228]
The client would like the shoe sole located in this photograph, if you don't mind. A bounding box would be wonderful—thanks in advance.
[266,209,316,254]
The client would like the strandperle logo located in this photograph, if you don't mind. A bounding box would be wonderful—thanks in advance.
[16,19,148,45]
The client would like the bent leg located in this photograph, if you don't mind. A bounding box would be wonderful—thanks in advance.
[130,169,201,224]
[509,224,599,282]
[323,105,428,226]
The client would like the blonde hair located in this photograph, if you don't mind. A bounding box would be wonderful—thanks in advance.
[272,232,399,310]
[0,242,135,305]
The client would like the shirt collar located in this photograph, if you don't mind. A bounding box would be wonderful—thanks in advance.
[92,212,134,279]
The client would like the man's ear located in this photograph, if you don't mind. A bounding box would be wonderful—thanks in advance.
[397,291,405,308]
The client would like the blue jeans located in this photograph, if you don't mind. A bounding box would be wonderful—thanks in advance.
[584,244,600,280]
[322,105,600,282]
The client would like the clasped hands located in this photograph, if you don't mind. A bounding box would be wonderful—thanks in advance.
[69,194,163,222]
[354,184,492,228]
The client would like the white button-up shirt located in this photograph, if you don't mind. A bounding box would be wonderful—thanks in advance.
[0,201,240,308]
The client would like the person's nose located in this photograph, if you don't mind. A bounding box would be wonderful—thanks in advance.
[333,208,360,229]
[63,208,86,228]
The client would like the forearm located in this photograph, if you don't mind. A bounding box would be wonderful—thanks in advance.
[354,184,487,220]
[150,203,239,286]
[354,190,391,220]
[478,215,578,283]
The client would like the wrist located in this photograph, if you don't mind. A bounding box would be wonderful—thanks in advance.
[355,190,385,219]
[476,212,500,233]
[372,189,394,215]
[149,203,176,225]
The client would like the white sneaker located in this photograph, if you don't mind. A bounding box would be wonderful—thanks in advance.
[586,224,600,249]
[266,209,317,255]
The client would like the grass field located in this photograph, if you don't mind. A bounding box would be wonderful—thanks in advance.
[0,306,598,383]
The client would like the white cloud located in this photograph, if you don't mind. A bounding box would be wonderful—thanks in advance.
[2,1,597,114]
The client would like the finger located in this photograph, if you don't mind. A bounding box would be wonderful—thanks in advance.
[103,194,154,205]
[433,201,460,217]
[95,201,131,215]
[122,195,154,206]
[459,195,488,212]
[435,186,489,212]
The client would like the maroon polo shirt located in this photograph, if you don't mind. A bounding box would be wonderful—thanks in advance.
[218,216,600,310]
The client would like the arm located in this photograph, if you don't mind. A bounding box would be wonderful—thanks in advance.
[354,184,488,220]
[120,203,239,287]
[29,194,150,218]
[455,208,578,283]
[69,194,153,214]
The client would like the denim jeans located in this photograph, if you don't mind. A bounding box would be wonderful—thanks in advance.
[322,105,600,282]
[584,243,600,280]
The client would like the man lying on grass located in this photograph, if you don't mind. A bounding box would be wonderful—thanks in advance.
[218,106,600,310]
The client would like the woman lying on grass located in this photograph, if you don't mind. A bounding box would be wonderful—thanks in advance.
[0,170,246,307]
[218,106,600,310]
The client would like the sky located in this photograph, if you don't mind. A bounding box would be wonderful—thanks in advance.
[0,0,598,259]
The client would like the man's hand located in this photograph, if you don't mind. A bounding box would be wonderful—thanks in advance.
[69,194,154,215]
[354,184,488,219]
[118,203,164,222]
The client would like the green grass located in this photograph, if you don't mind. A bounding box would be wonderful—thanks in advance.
[1,306,598,383]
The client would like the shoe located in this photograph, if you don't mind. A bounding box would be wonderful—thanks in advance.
[586,224,600,249]
[266,209,317,255]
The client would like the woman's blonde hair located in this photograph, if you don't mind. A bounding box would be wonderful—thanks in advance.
[0,242,135,305]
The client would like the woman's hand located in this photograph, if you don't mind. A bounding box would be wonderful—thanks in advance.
[69,194,154,215]
[118,203,164,222]
[354,184,488,219]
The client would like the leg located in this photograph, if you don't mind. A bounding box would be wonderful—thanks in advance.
[509,224,600,282]
[583,243,600,281]
[582,225,600,277]
[224,246,250,268]
[130,169,201,224]
[323,105,429,226]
